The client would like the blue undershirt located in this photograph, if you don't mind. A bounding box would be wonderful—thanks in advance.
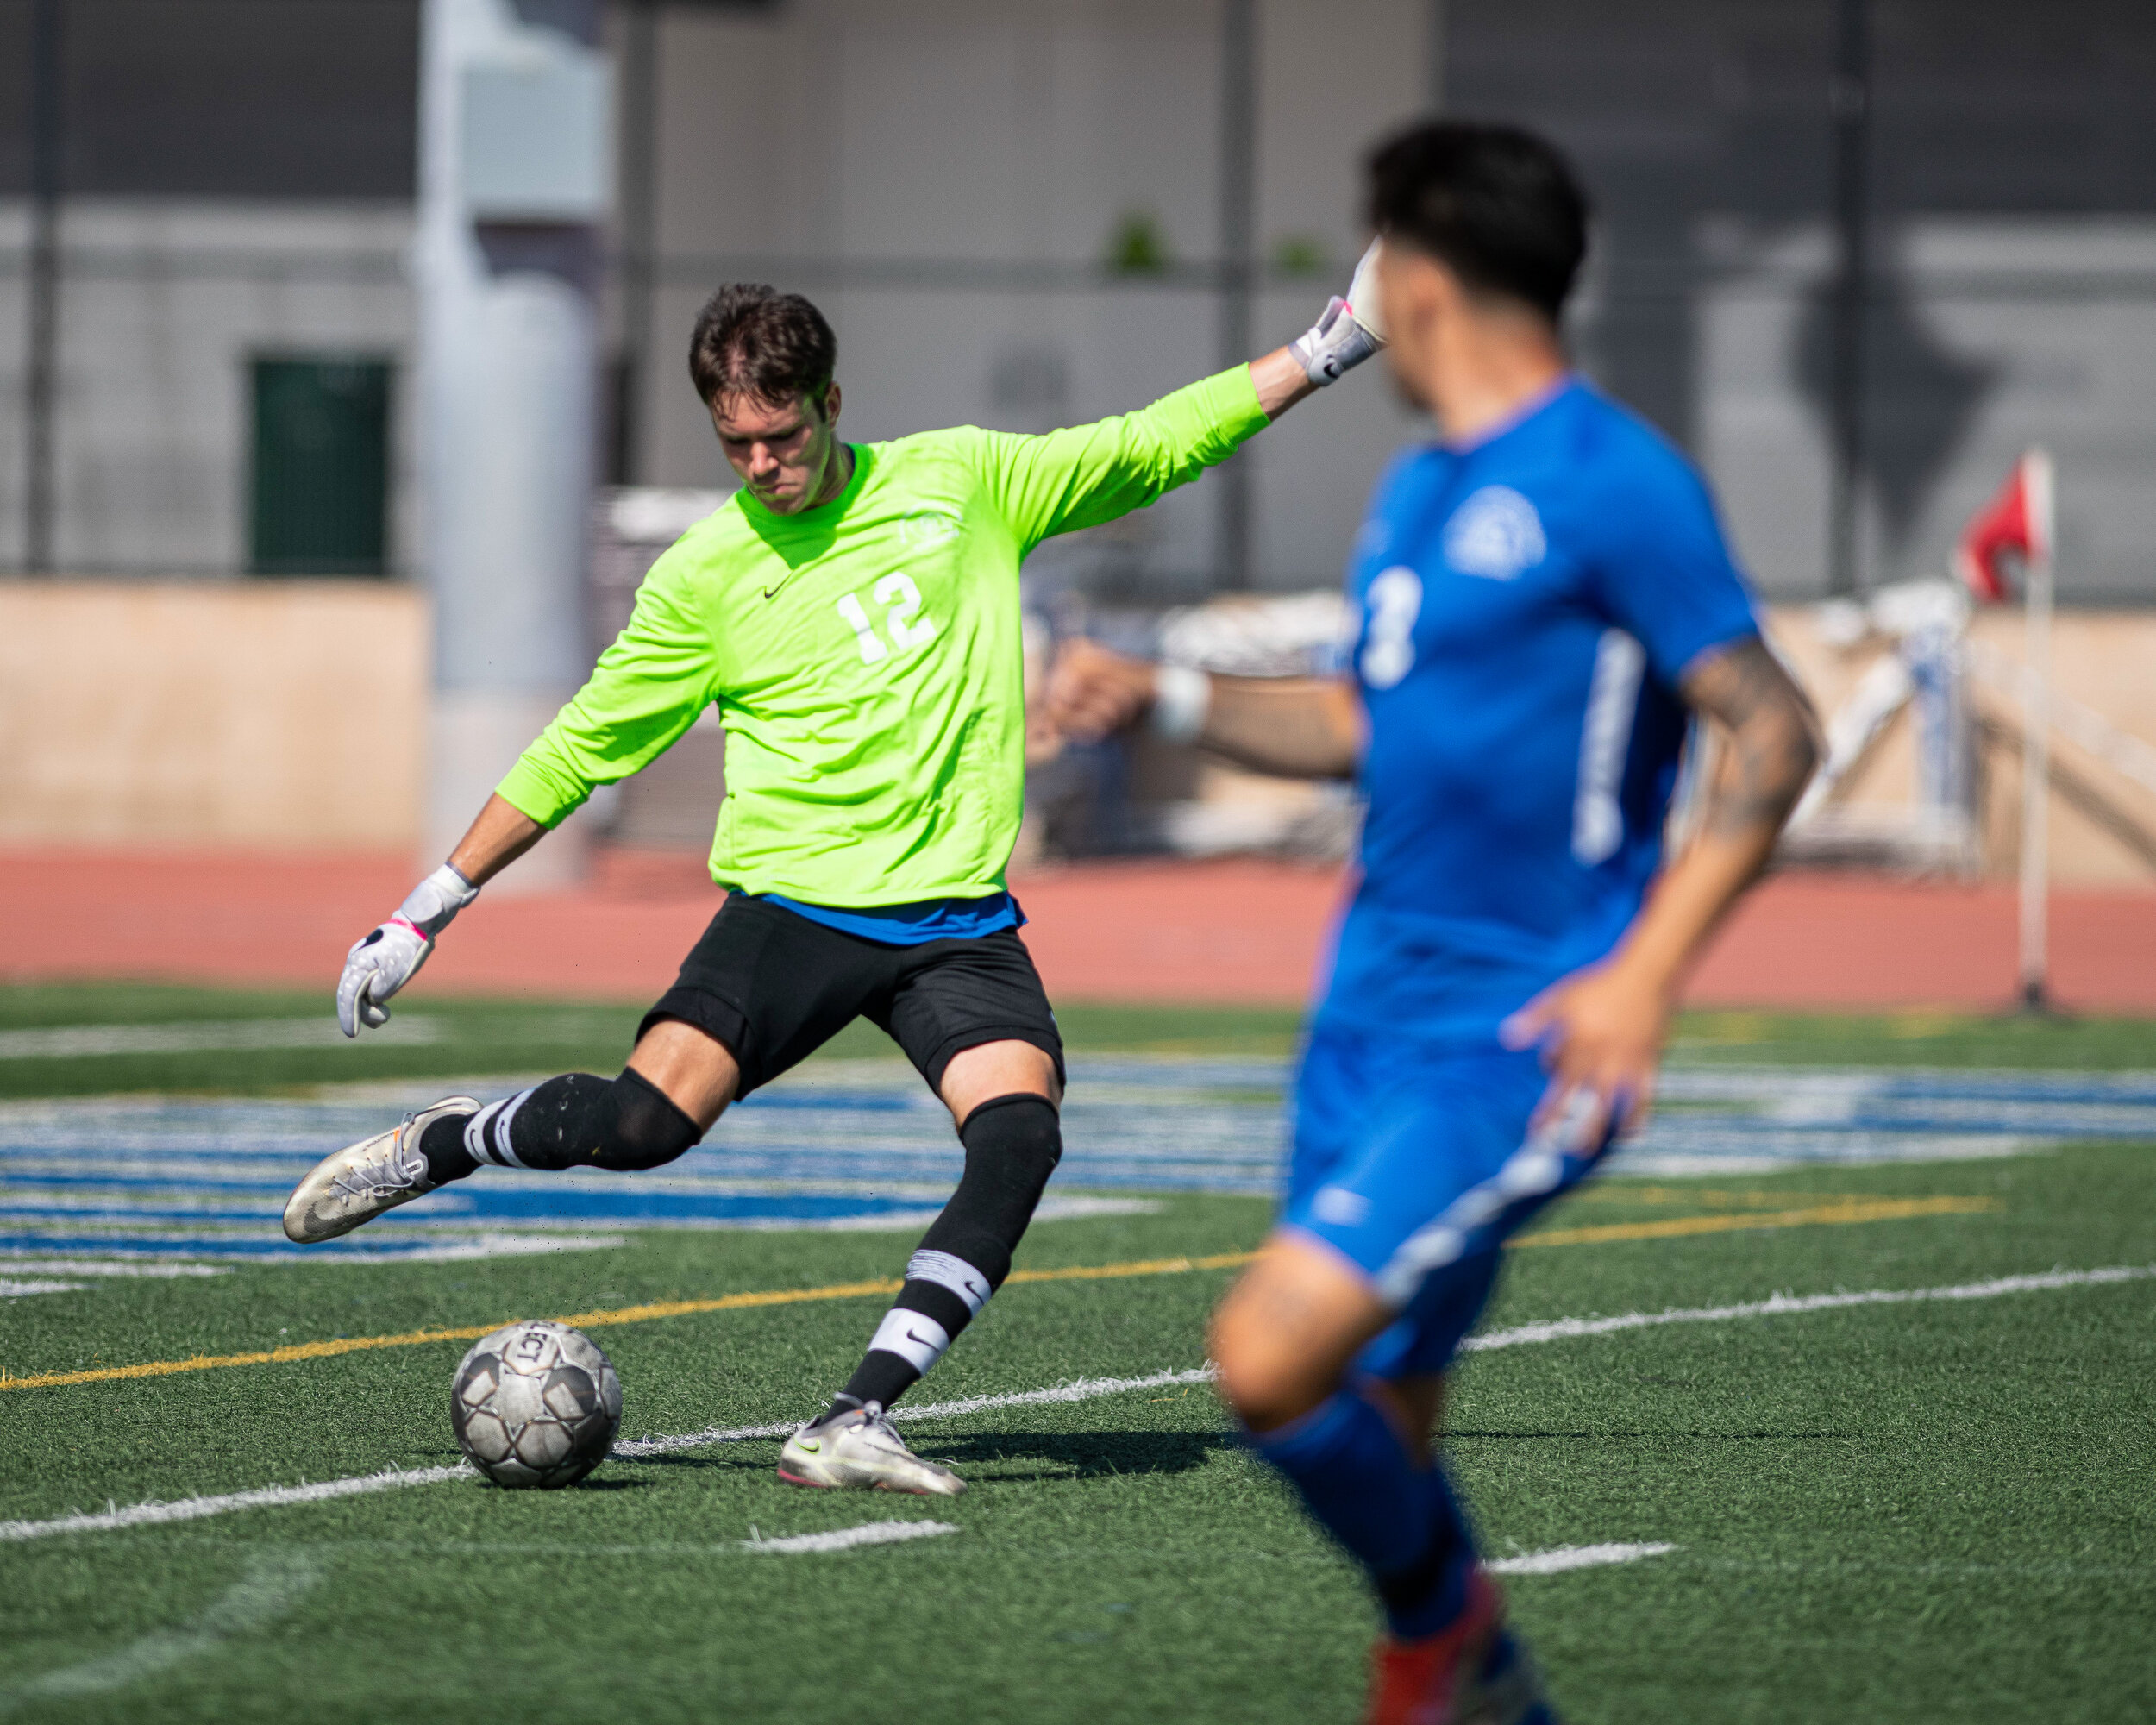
[755,891,1024,946]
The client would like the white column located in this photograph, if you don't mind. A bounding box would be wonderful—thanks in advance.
[416,0,611,889]
[2016,449,2056,1011]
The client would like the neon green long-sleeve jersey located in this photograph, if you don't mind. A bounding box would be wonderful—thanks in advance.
[497,366,1269,906]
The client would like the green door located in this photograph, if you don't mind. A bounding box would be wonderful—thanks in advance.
[249,356,392,575]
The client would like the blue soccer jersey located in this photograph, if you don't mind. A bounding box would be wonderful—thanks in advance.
[1319,376,1761,1044]
[1281,377,1764,1367]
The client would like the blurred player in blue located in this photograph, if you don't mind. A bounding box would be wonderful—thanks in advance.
[1050,121,1819,1723]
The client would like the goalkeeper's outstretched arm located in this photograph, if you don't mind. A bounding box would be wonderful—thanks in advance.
[1273,239,1388,405]
[445,793,548,886]
[979,243,1388,548]
[1204,237,1390,423]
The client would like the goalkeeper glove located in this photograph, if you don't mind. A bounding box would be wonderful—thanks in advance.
[336,863,479,1037]
[1288,239,1387,386]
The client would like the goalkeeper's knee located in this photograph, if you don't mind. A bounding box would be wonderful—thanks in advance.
[457,1070,701,1173]
[592,1070,703,1170]
[916,1092,1063,1284]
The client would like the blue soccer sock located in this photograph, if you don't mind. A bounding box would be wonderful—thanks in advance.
[1249,1382,1476,1640]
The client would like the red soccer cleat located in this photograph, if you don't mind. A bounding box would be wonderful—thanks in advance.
[1367,1569,1531,1725]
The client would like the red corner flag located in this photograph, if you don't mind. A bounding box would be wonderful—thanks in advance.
[1955,450,2054,604]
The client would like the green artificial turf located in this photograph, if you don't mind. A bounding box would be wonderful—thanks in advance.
[1,993,2153,1722]
[4,982,2153,1104]
[1670,1007,2156,1070]
[0,982,1308,1099]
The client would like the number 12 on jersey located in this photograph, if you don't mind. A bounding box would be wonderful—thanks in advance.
[837,574,938,666]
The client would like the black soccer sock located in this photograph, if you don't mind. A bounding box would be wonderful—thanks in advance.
[421,1070,700,1184]
[418,1111,482,1183]
[835,1093,1062,1414]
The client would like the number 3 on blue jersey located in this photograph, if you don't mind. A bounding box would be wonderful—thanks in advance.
[1357,561,1647,869]
[1360,567,1421,689]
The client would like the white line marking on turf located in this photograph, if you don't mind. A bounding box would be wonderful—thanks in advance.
[807,1196,1161,1232]
[0,1465,470,1543]
[742,1521,958,1553]
[1489,1542,1677,1577]
[611,1367,1216,1458]
[9,1268,2152,1543]
[0,1550,324,1711]
[0,1258,230,1278]
[1461,1264,2156,1354]
[0,1019,443,1058]
[0,1278,83,1298]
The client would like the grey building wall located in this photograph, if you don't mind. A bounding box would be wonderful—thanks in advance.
[618,0,1435,598]
[3,0,1436,588]
[1447,0,2156,602]
[7,0,2155,602]
[0,0,420,573]
[0,200,416,574]
[0,0,419,197]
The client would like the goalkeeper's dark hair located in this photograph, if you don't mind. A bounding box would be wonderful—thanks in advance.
[688,283,837,412]
[1365,121,1589,323]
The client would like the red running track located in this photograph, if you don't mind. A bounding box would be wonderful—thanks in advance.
[2,849,2152,1014]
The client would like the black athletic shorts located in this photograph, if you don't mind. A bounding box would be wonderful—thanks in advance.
[639,894,1064,1098]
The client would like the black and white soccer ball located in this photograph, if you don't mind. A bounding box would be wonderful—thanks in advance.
[450,1320,622,1489]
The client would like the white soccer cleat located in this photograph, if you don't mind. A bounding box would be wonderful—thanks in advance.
[281,1095,477,1244]
[778,1402,967,1496]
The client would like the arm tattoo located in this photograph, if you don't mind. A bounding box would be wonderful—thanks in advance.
[1681,639,1821,844]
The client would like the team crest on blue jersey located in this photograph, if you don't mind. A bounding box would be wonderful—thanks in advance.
[1442,486,1546,580]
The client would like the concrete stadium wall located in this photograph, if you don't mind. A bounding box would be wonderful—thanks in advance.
[0,580,425,850]
[1,580,2150,893]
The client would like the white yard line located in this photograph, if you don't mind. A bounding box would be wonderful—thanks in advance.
[0,1465,470,1543]
[0,1279,83,1298]
[8,1267,2152,1544]
[0,1258,230,1279]
[0,1551,324,1711]
[743,1521,958,1553]
[1462,1264,2156,1354]
[0,1019,442,1058]
[613,1367,1216,1457]
[1489,1542,1677,1577]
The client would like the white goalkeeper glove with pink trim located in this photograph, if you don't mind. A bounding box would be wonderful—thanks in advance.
[336,863,479,1037]
[1288,239,1388,386]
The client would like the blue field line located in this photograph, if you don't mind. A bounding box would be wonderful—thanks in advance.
[0,1229,602,1261]
[1658,1069,2156,1107]
[1642,1110,2156,1140]
[0,1059,2150,1269]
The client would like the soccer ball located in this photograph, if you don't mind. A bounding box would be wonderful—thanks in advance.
[450,1320,622,1489]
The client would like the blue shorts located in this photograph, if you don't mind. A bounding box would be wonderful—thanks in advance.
[1282,1019,1614,1381]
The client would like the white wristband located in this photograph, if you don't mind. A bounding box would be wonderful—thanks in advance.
[1150,664,1213,743]
[395,862,480,938]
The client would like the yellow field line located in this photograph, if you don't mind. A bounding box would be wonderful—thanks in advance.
[0,1254,1264,1394]
[1515,1195,1999,1250]
[1573,1185,1890,1210]
[1006,1251,1258,1285]
[0,1202,1990,1396]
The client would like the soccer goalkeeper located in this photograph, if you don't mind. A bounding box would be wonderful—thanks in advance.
[281,269,1383,1496]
